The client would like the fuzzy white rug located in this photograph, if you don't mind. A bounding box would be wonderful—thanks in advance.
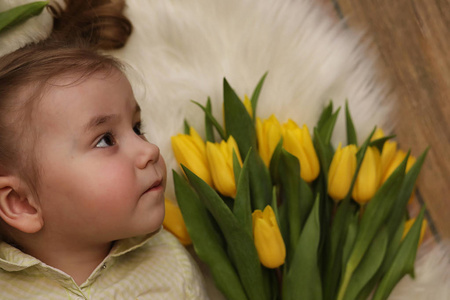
[110,0,394,202]
[1,0,449,299]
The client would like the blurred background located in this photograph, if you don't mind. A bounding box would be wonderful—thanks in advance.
[323,0,449,241]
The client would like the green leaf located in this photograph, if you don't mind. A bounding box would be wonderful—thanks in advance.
[337,152,407,300]
[269,138,284,184]
[270,186,280,224]
[0,1,48,33]
[183,119,190,135]
[276,149,315,266]
[385,149,429,240]
[345,101,358,146]
[250,72,268,121]
[355,217,406,300]
[233,150,252,237]
[341,211,359,271]
[248,149,272,211]
[323,198,358,300]
[316,101,334,133]
[173,171,248,300]
[318,107,341,146]
[205,97,215,142]
[313,128,333,180]
[298,176,314,230]
[315,175,333,277]
[356,149,429,299]
[343,227,389,300]
[283,195,322,300]
[223,78,257,156]
[182,166,268,300]
[372,207,426,300]
[277,149,302,262]
[191,100,226,140]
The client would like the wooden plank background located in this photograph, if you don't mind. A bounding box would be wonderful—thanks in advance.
[328,0,450,240]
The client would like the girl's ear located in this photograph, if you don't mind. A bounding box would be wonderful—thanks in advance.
[0,176,43,234]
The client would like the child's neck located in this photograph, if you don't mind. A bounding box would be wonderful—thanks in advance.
[20,234,113,286]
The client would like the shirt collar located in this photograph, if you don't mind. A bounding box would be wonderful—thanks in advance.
[0,227,162,273]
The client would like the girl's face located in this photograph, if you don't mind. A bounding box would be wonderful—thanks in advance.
[32,70,166,246]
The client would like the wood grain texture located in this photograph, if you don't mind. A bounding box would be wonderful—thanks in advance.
[333,0,450,239]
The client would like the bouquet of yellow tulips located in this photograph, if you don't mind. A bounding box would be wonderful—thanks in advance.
[168,74,428,300]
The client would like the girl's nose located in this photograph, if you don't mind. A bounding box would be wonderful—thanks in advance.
[135,137,160,169]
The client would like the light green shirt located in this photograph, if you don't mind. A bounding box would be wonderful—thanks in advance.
[0,229,208,299]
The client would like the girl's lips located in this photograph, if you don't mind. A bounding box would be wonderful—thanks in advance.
[144,179,163,194]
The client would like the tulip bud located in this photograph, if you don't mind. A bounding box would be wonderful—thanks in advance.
[352,146,381,204]
[171,127,213,186]
[206,136,243,197]
[402,218,427,247]
[252,205,286,269]
[378,136,417,204]
[381,149,416,184]
[380,140,398,180]
[163,198,192,246]
[282,120,320,182]
[328,144,358,201]
[371,128,385,141]
[256,115,282,166]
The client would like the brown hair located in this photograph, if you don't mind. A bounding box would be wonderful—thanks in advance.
[0,0,132,240]
[49,0,132,49]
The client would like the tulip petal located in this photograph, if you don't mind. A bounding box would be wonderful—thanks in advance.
[352,147,381,204]
[163,198,192,245]
[328,144,357,201]
[252,206,286,269]
[206,141,236,197]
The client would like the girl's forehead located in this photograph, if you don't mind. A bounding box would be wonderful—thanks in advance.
[36,71,137,128]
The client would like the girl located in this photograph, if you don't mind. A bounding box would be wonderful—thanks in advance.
[0,1,207,299]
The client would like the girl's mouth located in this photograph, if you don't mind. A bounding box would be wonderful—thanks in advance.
[144,179,163,194]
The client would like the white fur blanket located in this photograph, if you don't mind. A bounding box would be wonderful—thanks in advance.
[110,0,393,201]
[1,0,449,298]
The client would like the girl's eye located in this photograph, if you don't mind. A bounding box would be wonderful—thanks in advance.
[95,132,116,148]
[133,122,143,136]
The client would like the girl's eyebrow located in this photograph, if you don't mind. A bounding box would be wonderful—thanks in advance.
[84,105,140,133]
[84,114,119,133]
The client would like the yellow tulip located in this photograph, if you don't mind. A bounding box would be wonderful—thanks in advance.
[352,146,381,204]
[256,115,282,167]
[371,128,385,141]
[328,144,358,201]
[243,95,253,118]
[206,136,243,197]
[282,120,320,182]
[381,148,416,184]
[402,217,427,247]
[376,131,417,204]
[171,127,213,186]
[380,140,398,180]
[252,205,286,269]
[163,198,192,246]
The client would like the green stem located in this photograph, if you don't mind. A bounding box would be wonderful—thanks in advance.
[336,265,355,300]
